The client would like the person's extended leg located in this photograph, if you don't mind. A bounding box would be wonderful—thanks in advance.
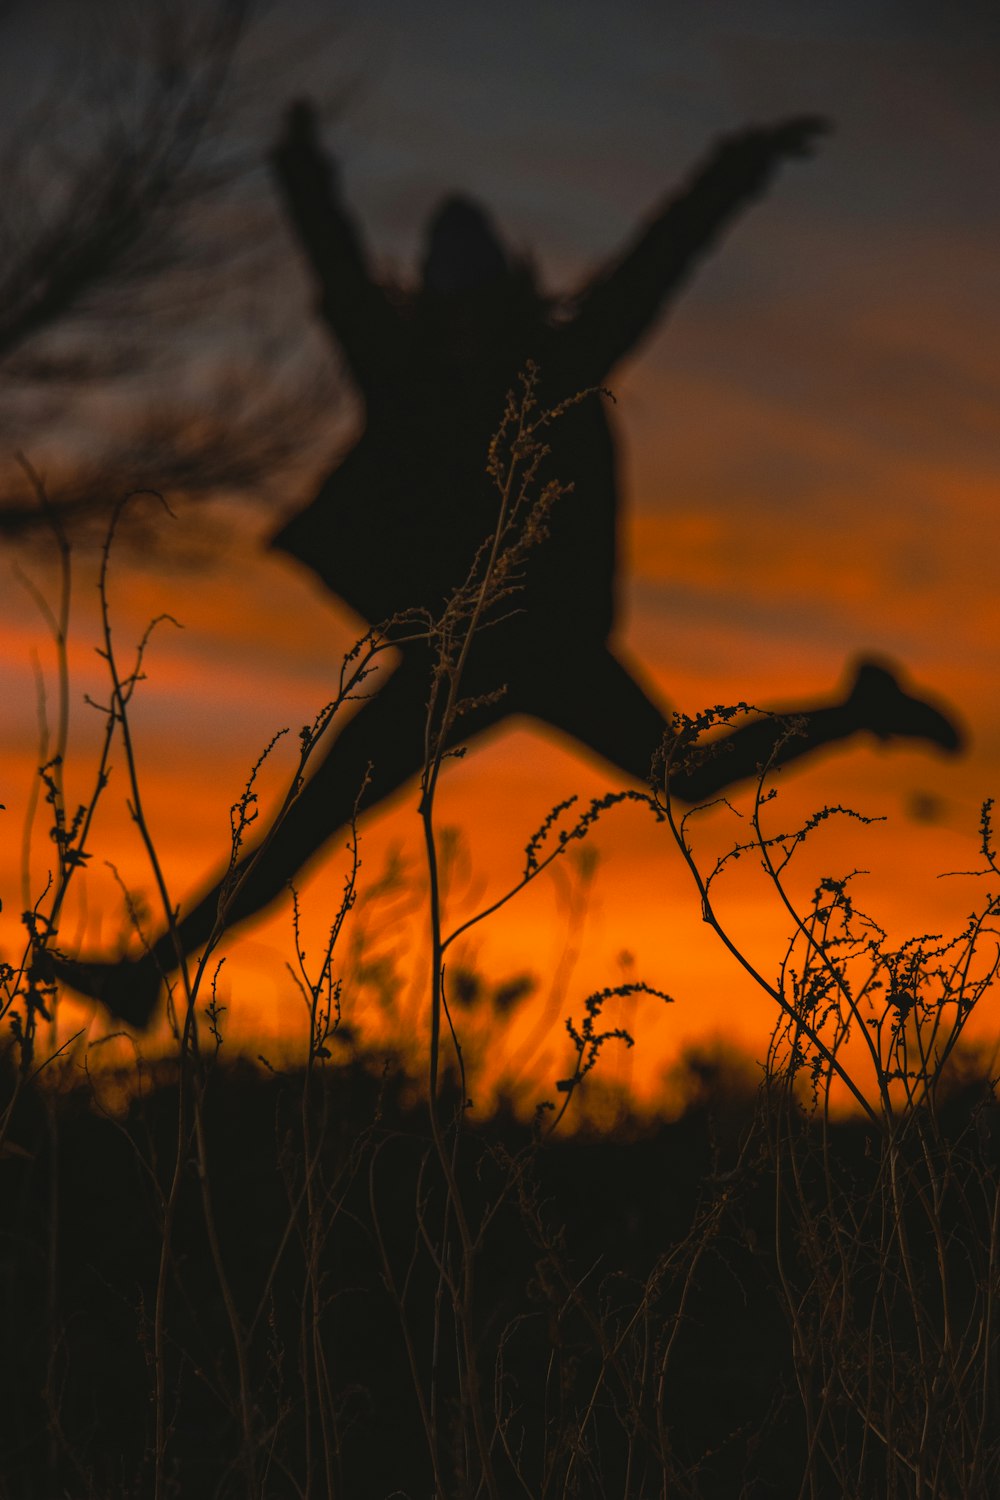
[526,645,962,802]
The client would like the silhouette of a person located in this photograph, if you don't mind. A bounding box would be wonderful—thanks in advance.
[53,103,962,1026]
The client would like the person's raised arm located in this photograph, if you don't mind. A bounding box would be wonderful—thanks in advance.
[270,99,402,386]
[557,115,829,384]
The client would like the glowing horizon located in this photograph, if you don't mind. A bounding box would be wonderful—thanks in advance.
[3,1,999,1116]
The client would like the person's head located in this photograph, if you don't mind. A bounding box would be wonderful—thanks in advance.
[420,195,510,297]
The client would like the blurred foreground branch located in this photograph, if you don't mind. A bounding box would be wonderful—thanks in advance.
[0,1,338,544]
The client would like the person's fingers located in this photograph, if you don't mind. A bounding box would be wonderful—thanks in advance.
[770,115,832,157]
[285,98,318,141]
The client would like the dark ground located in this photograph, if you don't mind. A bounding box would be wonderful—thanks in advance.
[0,1047,994,1499]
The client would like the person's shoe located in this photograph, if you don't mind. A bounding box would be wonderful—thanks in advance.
[847,657,964,753]
[48,953,162,1030]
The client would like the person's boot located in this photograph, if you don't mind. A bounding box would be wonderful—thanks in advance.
[45,951,164,1030]
[846,657,963,752]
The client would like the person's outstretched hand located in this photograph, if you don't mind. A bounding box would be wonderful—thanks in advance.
[271,97,340,199]
[706,115,830,202]
[283,98,321,150]
[766,115,831,158]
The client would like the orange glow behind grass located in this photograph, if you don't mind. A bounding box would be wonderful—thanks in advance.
[2,454,995,1119]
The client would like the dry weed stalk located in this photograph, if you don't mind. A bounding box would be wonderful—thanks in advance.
[8,381,995,1500]
[659,706,1000,1498]
[5,368,666,1498]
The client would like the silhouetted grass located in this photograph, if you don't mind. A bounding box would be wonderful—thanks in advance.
[2,1039,996,1499]
[3,379,999,1499]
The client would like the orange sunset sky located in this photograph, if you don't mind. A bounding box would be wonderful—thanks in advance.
[2,1,999,1112]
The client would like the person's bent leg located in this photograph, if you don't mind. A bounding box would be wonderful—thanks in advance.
[669,656,963,804]
[525,642,671,782]
[522,644,962,805]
